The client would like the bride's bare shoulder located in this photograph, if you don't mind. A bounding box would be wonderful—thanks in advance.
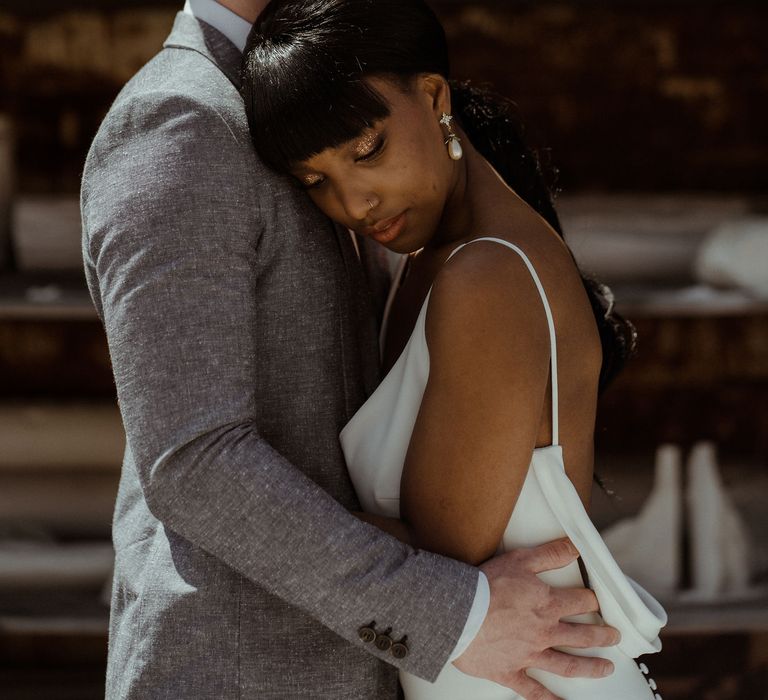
[424,237,554,363]
[430,232,569,311]
[425,230,584,355]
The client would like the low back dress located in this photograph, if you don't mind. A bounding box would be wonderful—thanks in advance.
[341,237,667,700]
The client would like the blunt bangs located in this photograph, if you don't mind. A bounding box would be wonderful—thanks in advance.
[242,43,393,173]
[241,0,450,174]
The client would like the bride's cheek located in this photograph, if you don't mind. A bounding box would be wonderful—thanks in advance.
[310,192,337,220]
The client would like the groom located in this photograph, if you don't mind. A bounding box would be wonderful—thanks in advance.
[81,1,619,698]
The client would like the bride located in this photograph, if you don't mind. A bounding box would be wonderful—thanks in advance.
[241,1,666,698]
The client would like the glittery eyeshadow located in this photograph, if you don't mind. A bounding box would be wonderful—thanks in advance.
[353,131,378,156]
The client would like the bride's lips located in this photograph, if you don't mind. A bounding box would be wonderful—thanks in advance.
[360,210,407,244]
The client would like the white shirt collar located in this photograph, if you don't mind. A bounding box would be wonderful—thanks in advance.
[183,0,252,53]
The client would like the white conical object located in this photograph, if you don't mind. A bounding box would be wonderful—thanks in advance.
[686,440,750,600]
[602,444,682,596]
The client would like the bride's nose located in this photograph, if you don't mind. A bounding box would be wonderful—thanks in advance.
[335,182,377,223]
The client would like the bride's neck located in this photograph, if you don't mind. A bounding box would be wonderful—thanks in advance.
[427,137,509,252]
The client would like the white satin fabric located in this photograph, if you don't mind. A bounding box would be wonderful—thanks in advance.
[341,237,666,699]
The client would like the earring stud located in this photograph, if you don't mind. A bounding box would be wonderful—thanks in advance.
[440,112,463,161]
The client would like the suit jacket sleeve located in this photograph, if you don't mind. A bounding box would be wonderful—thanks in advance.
[80,89,479,682]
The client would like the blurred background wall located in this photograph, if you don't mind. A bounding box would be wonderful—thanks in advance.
[0,1,766,699]
[0,1,767,193]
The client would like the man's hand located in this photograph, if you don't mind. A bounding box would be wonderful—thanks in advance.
[452,538,619,700]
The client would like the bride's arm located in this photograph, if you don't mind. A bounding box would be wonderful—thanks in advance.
[399,244,553,565]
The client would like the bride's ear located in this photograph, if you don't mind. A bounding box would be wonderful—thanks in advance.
[419,74,451,119]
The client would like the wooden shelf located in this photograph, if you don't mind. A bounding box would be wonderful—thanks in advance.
[0,615,107,637]
[612,283,768,318]
[0,302,97,321]
[663,595,768,635]
[0,272,96,321]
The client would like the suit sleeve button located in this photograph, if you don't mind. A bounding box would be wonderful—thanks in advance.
[358,622,377,644]
[391,636,409,659]
[374,627,393,652]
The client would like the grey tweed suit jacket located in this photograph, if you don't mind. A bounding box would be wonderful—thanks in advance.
[80,13,478,700]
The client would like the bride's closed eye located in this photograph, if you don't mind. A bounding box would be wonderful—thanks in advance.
[355,135,386,163]
[296,175,325,190]
[297,134,387,190]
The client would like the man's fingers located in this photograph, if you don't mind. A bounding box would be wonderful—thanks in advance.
[534,649,615,679]
[521,538,579,574]
[510,672,564,700]
[555,620,621,649]
[551,586,600,616]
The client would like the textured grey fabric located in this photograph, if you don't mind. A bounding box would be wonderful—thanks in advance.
[81,13,478,700]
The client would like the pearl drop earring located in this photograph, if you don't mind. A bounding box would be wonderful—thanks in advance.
[439,112,463,161]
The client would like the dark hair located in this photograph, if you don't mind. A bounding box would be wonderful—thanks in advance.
[242,0,637,392]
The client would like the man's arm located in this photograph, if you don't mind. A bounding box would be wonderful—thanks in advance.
[80,89,479,682]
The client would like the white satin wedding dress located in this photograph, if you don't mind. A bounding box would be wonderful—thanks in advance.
[340,237,667,699]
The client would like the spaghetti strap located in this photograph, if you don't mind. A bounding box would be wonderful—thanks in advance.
[447,237,560,447]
